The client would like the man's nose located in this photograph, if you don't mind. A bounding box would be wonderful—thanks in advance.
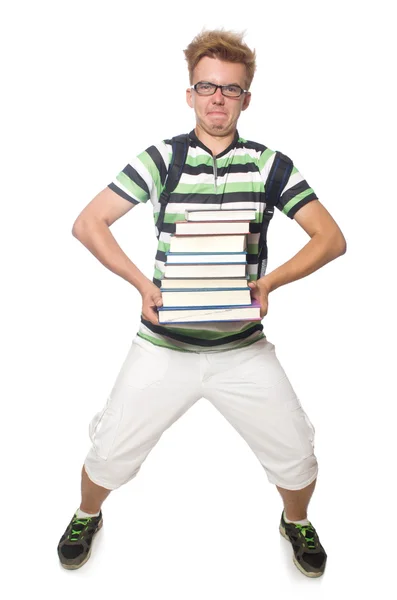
[212,87,225,103]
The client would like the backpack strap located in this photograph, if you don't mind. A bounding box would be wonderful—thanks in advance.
[257,151,293,278]
[155,134,190,235]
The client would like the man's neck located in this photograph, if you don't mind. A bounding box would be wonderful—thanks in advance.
[194,125,236,156]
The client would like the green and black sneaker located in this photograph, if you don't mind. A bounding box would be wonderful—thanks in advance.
[279,512,327,578]
[57,511,103,570]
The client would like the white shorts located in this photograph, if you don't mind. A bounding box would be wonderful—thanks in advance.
[84,336,318,491]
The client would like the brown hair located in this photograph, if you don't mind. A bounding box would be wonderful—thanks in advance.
[184,29,256,89]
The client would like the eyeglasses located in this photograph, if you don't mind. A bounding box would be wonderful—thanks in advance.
[191,81,248,98]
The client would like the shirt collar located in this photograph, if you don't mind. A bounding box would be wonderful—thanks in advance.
[188,129,239,158]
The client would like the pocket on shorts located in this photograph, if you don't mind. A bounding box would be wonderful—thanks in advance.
[127,338,171,390]
[291,405,316,451]
[89,398,123,460]
[303,412,315,445]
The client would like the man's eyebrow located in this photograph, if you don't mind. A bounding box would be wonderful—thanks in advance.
[198,80,245,87]
[201,81,242,85]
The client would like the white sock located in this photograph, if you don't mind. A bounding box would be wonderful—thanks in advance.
[75,507,100,518]
[284,510,310,526]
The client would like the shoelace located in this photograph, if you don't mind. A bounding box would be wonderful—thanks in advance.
[295,524,316,549]
[69,517,92,542]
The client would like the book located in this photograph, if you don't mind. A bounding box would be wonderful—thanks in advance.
[185,209,256,222]
[160,278,249,289]
[165,252,247,264]
[163,263,247,278]
[158,302,261,324]
[160,212,254,323]
[169,234,246,253]
[174,220,250,235]
[161,288,251,308]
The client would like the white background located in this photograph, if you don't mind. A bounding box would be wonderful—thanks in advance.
[1,0,396,597]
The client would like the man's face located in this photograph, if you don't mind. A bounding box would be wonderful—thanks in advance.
[186,57,251,137]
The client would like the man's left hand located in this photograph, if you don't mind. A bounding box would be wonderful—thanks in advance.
[248,278,270,318]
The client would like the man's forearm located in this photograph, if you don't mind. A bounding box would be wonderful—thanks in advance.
[72,218,151,293]
[262,231,346,293]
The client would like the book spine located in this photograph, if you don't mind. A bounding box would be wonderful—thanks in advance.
[159,303,258,311]
[161,287,249,292]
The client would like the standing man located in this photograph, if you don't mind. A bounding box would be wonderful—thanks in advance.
[58,30,346,577]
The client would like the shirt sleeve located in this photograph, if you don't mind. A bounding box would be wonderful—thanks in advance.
[107,140,170,206]
[277,161,318,219]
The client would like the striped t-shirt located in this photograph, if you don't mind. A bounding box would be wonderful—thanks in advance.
[108,129,318,353]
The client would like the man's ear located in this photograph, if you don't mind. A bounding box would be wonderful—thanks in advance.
[242,91,251,111]
[186,87,194,108]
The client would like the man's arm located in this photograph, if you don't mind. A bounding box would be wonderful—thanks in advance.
[72,187,163,323]
[248,200,346,316]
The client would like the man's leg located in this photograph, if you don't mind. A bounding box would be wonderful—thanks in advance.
[276,479,316,521]
[58,337,202,570]
[202,338,326,578]
[277,479,326,578]
[56,467,110,571]
[80,465,111,514]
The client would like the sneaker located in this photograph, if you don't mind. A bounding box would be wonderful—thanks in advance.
[57,511,103,570]
[279,512,327,578]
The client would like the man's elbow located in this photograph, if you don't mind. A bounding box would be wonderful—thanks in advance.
[72,215,93,242]
[331,230,347,259]
[71,216,84,240]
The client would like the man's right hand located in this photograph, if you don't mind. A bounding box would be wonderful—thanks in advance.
[140,282,163,325]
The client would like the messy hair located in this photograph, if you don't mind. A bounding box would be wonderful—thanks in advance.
[184,29,256,89]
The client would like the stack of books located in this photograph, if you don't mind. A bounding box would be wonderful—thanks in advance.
[158,209,262,324]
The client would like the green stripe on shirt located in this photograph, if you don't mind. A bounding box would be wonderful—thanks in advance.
[116,172,148,202]
[138,151,162,198]
[282,188,315,215]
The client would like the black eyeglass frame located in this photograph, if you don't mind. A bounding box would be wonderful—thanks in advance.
[191,81,248,98]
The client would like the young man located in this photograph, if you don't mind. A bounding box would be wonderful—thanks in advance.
[58,30,346,577]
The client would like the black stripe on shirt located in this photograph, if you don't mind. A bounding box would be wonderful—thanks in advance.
[122,164,150,196]
[287,194,318,219]
[168,191,264,205]
[155,250,259,263]
[146,145,168,185]
[237,140,268,153]
[108,183,139,204]
[141,319,263,347]
[159,221,261,236]
[183,162,259,177]
[156,249,167,262]
[278,179,312,209]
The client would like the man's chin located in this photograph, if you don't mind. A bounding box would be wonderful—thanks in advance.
[198,120,233,136]
[208,123,232,135]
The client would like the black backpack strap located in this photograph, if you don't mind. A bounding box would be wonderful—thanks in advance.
[257,151,293,278]
[155,134,189,235]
